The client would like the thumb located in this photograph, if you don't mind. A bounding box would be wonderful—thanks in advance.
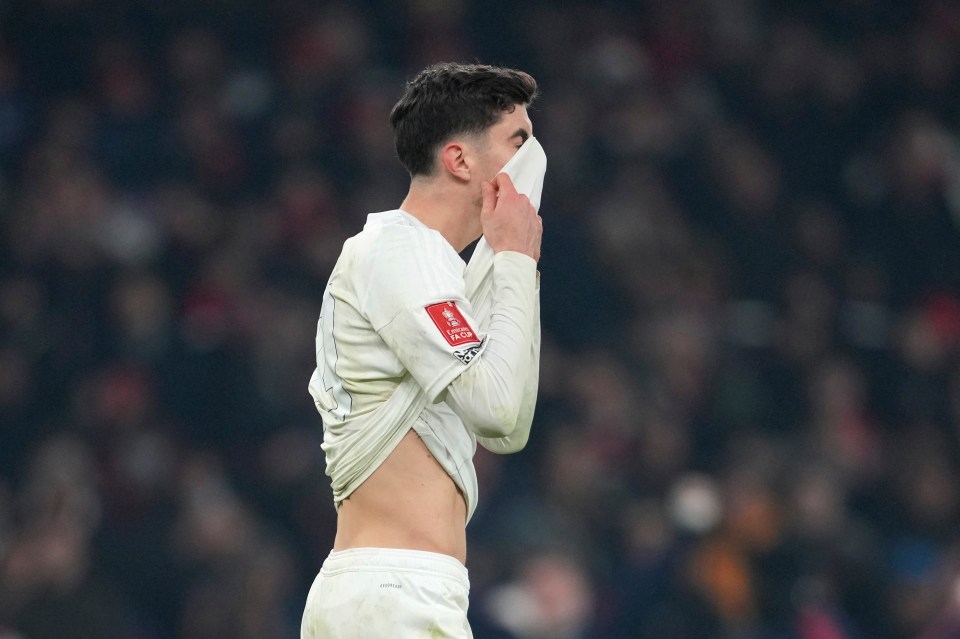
[480,179,497,216]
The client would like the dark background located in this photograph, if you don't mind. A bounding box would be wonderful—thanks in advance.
[1,0,959,637]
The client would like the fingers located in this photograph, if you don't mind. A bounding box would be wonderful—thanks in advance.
[534,215,543,262]
[493,172,519,197]
[481,174,541,260]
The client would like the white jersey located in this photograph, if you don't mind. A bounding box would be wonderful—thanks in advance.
[309,209,538,522]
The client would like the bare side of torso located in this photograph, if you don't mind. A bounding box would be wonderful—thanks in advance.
[333,429,468,564]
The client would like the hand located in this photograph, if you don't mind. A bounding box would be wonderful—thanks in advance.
[480,173,542,262]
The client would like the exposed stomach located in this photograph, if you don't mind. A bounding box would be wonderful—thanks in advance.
[333,429,468,564]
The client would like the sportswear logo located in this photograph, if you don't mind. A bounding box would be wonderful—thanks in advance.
[425,301,480,347]
[453,344,482,365]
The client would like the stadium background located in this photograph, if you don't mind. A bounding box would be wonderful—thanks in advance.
[1,0,960,637]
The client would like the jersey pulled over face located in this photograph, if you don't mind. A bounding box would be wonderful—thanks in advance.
[471,105,534,187]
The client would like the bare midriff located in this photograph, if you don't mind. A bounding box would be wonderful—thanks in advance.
[333,429,468,564]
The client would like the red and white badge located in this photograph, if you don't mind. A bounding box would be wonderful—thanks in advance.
[425,301,481,347]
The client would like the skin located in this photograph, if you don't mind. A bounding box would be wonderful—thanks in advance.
[332,105,541,565]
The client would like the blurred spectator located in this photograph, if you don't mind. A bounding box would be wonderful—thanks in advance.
[1,1,959,638]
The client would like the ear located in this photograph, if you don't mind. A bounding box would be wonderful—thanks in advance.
[438,141,472,182]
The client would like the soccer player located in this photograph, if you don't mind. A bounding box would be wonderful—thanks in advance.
[301,62,543,638]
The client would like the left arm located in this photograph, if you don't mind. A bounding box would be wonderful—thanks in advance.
[477,283,540,454]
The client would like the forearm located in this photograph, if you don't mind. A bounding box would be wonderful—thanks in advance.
[478,299,539,453]
[444,252,537,438]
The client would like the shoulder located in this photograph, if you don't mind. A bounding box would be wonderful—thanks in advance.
[352,212,468,319]
[372,210,449,249]
[355,210,459,273]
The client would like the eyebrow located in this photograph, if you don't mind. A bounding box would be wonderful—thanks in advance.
[510,128,530,143]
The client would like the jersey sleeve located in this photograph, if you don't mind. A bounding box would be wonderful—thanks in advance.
[476,284,540,453]
[441,251,538,438]
[360,227,485,402]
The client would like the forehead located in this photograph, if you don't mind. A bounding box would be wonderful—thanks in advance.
[492,104,532,135]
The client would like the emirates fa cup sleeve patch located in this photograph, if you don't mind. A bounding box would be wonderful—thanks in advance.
[425,301,481,347]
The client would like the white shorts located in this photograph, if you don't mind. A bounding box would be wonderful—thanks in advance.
[301,548,473,639]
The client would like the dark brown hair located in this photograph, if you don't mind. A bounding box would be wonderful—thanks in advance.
[389,62,538,177]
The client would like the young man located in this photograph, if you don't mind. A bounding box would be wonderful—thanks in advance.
[301,63,543,638]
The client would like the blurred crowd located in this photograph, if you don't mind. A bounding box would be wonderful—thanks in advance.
[1,0,959,638]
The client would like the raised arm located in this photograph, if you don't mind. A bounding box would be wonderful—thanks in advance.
[443,173,541,440]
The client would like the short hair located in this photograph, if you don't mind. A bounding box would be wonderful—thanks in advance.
[389,62,538,177]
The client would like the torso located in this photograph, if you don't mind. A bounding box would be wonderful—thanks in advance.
[333,429,468,564]
[315,211,479,566]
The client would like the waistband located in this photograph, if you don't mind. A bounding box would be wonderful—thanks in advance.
[321,547,469,584]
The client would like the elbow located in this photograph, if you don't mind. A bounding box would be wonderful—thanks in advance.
[502,431,530,453]
[471,403,521,439]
